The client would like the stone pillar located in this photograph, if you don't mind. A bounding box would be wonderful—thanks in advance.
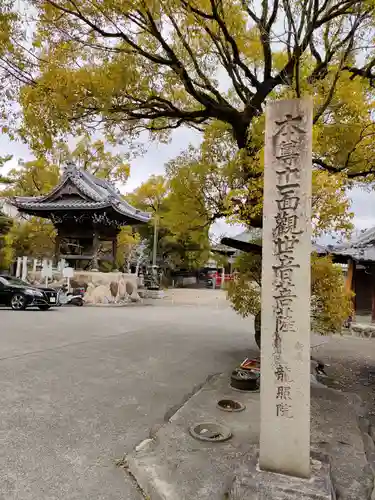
[21,256,28,281]
[91,232,99,271]
[15,257,22,278]
[259,98,313,478]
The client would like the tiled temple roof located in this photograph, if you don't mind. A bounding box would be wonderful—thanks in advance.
[327,228,375,263]
[222,228,375,264]
[10,163,150,224]
[221,230,327,255]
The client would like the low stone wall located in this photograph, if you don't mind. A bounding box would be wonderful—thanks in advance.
[72,271,137,289]
[28,270,140,305]
[345,323,375,339]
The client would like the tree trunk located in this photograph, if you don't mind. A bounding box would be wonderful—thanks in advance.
[254,311,261,350]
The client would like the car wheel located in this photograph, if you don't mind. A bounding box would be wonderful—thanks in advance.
[70,297,83,306]
[11,293,27,311]
[38,305,50,311]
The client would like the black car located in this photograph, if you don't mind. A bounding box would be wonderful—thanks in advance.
[0,275,58,311]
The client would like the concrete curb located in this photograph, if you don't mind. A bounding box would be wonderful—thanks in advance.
[127,443,176,500]
[126,372,374,500]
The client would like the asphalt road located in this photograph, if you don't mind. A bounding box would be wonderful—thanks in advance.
[0,304,253,499]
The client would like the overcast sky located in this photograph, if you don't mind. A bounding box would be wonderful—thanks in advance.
[0,127,374,240]
[0,127,244,239]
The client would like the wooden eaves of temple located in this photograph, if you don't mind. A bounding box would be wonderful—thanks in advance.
[221,229,375,320]
[325,228,375,320]
[10,163,151,270]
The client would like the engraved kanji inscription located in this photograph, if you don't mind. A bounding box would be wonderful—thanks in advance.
[276,166,300,188]
[276,190,300,212]
[276,402,293,418]
[275,364,292,383]
[273,213,303,238]
[273,114,306,161]
[274,234,300,256]
[276,386,292,400]
[276,314,296,333]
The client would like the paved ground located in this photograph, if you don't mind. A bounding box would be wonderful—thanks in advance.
[0,301,253,500]
[2,288,375,499]
[314,334,375,420]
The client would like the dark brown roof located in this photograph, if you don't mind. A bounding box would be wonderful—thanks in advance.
[221,230,327,255]
[10,163,150,224]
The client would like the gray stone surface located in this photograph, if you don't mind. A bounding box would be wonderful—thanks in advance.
[260,97,313,477]
[128,373,260,500]
[0,304,252,500]
[311,387,373,500]
[230,452,334,499]
[128,372,373,500]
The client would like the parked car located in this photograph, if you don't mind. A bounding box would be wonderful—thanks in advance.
[0,275,58,311]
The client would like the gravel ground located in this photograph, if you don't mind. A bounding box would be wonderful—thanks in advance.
[314,335,375,420]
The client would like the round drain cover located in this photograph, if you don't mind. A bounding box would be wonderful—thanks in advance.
[189,422,232,442]
[217,399,245,412]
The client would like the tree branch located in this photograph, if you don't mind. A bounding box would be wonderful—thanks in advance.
[313,157,375,179]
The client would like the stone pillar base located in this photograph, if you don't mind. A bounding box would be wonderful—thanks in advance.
[229,452,335,500]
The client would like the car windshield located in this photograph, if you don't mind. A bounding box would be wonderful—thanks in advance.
[0,277,30,287]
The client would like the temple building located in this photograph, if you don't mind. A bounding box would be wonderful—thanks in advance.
[221,229,375,322]
[10,163,150,270]
[326,229,375,321]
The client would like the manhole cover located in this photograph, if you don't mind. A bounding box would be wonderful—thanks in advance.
[217,399,245,412]
[189,422,232,442]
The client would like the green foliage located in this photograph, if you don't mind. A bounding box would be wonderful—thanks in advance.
[3,158,59,197]
[227,253,262,318]
[53,138,131,185]
[166,119,354,237]
[127,174,210,269]
[0,210,12,236]
[228,253,353,334]
[310,255,353,334]
[2,139,130,198]
[0,0,372,167]
[0,209,13,269]
[8,217,56,258]
[0,154,13,184]
[116,226,142,270]
[0,0,366,326]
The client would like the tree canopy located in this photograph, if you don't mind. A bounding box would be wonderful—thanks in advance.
[0,0,369,322]
[1,138,130,197]
[0,0,373,227]
[166,119,354,236]
[127,175,211,269]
